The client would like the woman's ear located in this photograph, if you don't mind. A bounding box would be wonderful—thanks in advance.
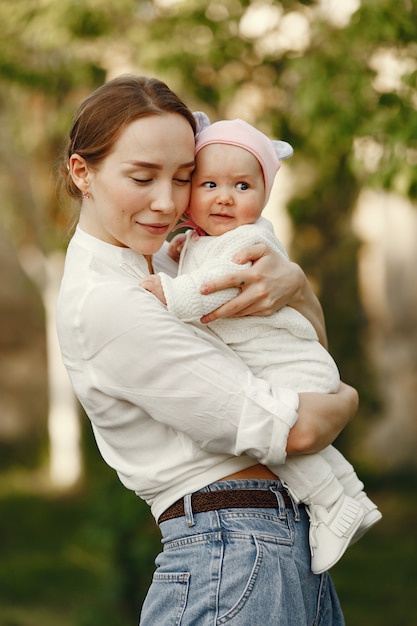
[69,154,90,194]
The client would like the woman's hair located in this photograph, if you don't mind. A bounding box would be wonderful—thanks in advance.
[61,74,196,199]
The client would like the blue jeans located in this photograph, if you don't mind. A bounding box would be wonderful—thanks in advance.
[140,479,345,625]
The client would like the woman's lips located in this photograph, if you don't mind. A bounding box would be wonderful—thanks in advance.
[138,222,171,235]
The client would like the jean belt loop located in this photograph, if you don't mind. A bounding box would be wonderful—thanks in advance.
[283,485,301,522]
[269,484,287,519]
[184,493,195,527]
[290,493,301,521]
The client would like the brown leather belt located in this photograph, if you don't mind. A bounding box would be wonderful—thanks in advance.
[158,488,293,524]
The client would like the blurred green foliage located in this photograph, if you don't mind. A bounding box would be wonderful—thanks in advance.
[1,0,416,419]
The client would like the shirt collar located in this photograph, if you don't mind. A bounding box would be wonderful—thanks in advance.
[74,225,151,277]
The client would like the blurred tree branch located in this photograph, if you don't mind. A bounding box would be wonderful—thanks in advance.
[0,0,416,468]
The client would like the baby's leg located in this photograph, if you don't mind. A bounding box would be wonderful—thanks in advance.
[273,451,344,508]
[272,452,364,574]
[319,445,364,496]
[319,446,382,544]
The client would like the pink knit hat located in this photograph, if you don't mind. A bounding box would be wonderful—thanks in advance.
[195,118,293,202]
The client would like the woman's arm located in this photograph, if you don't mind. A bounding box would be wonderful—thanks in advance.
[200,243,328,348]
[287,382,359,455]
[77,276,357,464]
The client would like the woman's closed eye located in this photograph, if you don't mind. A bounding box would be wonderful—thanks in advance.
[132,177,152,184]
[131,176,192,185]
[174,176,192,185]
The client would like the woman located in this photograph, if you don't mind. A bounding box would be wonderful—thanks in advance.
[57,74,358,625]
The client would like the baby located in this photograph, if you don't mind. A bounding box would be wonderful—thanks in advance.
[141,117,381,574]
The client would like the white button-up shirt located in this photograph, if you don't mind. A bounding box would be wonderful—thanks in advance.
[57,227,299,521]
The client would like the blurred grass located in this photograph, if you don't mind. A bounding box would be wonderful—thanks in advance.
[332,471,417,626]
[0,469,416,626]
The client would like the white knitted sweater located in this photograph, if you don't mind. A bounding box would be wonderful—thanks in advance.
[159,218,340,394]
[160,218,317,341]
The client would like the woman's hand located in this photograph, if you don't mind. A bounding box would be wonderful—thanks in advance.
[286,382,359,455]
[200,243,328,347]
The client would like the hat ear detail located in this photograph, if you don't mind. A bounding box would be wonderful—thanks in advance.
[272,140,294,160]
[193,111,211,134]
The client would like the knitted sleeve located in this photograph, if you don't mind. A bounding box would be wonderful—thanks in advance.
[158,259,249,321]
[159,219,287,321]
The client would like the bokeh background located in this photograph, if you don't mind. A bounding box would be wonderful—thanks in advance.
[1,0,416,624]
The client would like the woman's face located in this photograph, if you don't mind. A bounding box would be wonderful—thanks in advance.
[76,114,195,255]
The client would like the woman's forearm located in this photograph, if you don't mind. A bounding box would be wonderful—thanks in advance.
[286,382,359,456]
[287,261,328,349]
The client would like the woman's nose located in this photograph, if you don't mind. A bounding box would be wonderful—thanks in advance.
[150,184,176,212]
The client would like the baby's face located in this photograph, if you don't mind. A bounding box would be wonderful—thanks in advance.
[188,143,266,236]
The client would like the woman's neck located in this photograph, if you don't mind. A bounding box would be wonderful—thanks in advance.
[144,255,154,274]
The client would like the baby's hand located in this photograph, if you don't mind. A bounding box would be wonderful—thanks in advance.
[168,233,186,262]
[140,275,167,305]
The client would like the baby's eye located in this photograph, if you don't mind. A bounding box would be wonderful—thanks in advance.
[203,181,216,188]
[236,182,249,191]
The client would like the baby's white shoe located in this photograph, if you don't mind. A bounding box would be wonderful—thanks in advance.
[351,493,382,544]
[308,495,365,574]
